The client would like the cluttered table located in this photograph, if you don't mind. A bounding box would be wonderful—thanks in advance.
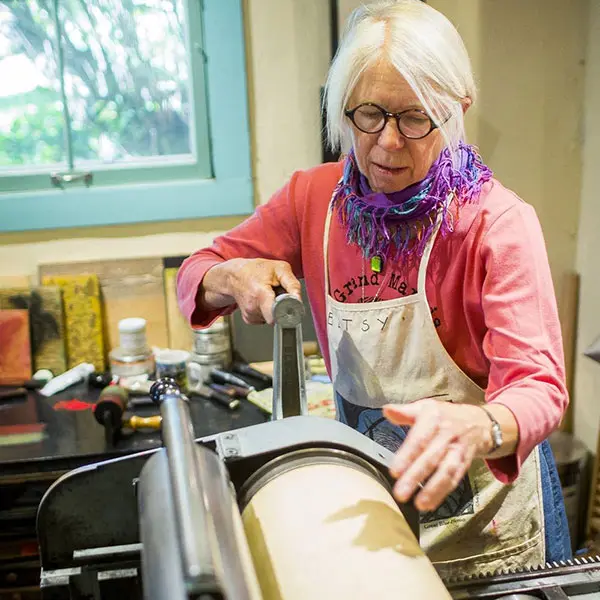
[0,379,268,481]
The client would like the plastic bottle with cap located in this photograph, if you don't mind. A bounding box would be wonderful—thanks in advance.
[118,318,150,355]
[109,317,155,377]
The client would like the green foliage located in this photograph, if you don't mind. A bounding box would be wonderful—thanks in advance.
[0,0,192,168]
[0,91,64,165]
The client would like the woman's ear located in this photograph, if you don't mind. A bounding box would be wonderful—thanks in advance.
[462,97,473,114]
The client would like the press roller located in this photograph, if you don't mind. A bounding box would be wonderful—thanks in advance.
[35,294,600,599]
[240,449,449,600]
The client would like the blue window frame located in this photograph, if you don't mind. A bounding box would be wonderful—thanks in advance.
[0,0,253,232]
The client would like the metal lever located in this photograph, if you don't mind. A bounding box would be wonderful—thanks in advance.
[149,378,219,595]
[271,292,308,420]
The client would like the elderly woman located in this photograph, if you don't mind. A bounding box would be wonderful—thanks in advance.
[177,0,571,578]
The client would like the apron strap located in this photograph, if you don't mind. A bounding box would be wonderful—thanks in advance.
[417,216,443,294]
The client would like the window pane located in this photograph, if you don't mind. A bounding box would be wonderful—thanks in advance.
[0,1,66,170]
[58,0,193,167]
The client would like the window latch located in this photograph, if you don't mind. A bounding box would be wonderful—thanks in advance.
[50,172,93,189]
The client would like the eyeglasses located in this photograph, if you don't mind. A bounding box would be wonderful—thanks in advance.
[344,102,438,139]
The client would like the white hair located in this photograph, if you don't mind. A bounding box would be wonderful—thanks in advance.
[324,0,476,162]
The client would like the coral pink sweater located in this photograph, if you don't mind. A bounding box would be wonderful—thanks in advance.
[177,162,567,483]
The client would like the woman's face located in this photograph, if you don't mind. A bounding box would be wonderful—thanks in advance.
[347,60,444,193]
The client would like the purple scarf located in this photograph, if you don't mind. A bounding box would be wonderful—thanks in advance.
[332,142,492,261]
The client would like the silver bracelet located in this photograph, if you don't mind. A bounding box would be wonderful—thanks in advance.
[480,406,503,453]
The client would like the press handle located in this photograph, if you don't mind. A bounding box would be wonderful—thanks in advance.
[271,293,308,419]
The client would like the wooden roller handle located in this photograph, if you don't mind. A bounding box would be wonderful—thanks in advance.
[125,415,162,431]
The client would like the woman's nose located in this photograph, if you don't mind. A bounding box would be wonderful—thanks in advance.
[377,118,406,151]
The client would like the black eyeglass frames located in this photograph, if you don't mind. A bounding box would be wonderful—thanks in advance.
[344,103,439,139]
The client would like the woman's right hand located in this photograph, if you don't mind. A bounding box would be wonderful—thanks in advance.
[201,258,302,325]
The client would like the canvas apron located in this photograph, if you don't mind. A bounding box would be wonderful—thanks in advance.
[323,196,545,579]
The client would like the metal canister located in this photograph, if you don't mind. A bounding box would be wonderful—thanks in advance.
[191,317,233,367]
[187,351,232,388]
[109,347,155,378]
[155,349,190,391]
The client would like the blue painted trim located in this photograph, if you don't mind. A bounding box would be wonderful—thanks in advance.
[0,0,254,232]
[0,177,253,231]
[203,0,253,182]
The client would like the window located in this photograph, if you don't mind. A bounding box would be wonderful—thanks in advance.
[0,0,253,231]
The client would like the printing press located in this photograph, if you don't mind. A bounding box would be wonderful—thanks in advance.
[36,294,600,599]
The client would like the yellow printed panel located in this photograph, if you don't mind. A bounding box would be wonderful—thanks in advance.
[42,275,106,371]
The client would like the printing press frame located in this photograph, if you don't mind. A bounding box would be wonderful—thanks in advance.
[36,400,418,599]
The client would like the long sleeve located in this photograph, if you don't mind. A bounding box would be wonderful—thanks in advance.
[176,172,304,328]
[480,202,568,483]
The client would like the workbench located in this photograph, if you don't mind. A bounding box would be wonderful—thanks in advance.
[0,383,268,600]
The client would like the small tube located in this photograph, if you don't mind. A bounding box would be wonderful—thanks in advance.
[38,363,95,397]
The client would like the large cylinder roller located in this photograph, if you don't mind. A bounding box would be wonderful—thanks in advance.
[240,448,451,600]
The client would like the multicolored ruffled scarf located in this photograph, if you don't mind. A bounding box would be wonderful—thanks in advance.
[332,142,492,261]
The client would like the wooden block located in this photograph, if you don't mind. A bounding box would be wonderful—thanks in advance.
[41,275,105,371]
[0,287,67,375]
[558,271,580,433]
[0,309,32,384]
[164,266,193,351]
[0,275,31,288]
[39,258,168,351]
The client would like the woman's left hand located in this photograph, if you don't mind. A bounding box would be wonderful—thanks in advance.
[383,400,495,512]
